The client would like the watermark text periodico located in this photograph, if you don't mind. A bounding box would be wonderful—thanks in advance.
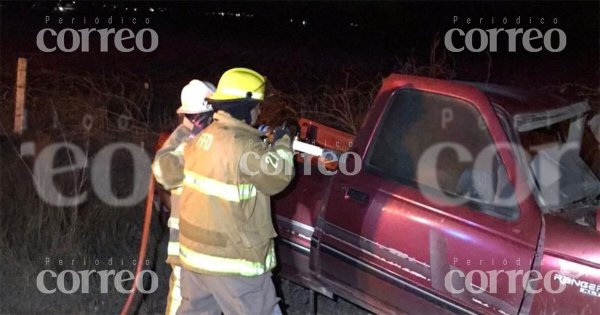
[445,268,567,295]
[37,257,158,294]
[445,15,566,52]
[38,15,158,52]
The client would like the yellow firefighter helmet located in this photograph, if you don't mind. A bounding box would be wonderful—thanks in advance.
[209,68,266,102]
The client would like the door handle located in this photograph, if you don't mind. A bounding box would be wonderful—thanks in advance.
[346,187,370,204]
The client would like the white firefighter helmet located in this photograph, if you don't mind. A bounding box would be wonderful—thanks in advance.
[177,80,216,114]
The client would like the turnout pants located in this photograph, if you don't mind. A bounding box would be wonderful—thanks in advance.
[176,268,282,315]
[165,265,183,315]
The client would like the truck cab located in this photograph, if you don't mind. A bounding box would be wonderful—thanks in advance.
[273,75,600,314]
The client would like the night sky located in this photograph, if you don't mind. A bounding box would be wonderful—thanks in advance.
[1,1,599,106]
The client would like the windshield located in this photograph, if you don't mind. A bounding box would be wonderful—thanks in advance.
[516,105,600,211]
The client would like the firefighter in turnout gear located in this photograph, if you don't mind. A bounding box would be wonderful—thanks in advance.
[152,79,216,315]
[171,68,294,314]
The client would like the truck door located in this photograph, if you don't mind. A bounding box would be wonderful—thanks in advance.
[314,88,541,314]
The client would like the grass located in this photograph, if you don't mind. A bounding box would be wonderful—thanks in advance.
[0,131,170,314]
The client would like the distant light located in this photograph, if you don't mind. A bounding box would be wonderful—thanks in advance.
[149,7,154,12]
[133,7,137,12]
[219,12,224,16]
[290,19,293,23]
[235,13,240,17]
[58,6,64,12]
[302,20,307,26]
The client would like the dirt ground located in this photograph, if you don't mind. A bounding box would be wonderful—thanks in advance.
[278,278,372,315]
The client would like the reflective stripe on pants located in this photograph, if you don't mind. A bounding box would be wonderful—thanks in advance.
[165,265,182,315]
[168,217,180,230]
[168,241,180,257]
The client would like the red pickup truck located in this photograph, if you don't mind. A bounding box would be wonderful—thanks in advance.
[273,75,600,314]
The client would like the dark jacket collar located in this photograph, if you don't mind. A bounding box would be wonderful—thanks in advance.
[213,111,261,137]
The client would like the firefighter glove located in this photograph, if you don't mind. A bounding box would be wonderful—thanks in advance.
[272,121,291,143]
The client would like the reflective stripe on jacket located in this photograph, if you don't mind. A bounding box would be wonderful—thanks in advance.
[153,125,191,191]
[179,244,277,277]
[153,125,193,266]
[177,111,294,276]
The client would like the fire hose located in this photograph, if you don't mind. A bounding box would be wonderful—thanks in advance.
[120,173,155,315]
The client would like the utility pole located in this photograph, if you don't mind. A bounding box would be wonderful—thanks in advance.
[14,57,27,134]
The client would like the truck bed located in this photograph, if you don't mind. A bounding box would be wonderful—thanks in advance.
[273,118,354,292]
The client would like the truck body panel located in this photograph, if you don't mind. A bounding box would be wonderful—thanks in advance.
[272,75,599,314]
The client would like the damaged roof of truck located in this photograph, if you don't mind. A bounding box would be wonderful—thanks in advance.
[463,81,587,116]
[383,75,590,122]
[464,82,590,132]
